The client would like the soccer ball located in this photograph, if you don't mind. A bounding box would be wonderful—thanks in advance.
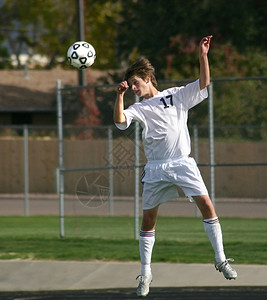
[67,41,96,69]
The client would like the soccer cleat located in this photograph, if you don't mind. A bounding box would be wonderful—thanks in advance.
[215,258,237,280]
[136,273,152,297]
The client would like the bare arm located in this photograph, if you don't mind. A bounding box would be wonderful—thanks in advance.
[113,81,129,123]
[199,35,212,90]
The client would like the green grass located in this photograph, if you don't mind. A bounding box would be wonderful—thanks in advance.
[0,216,266,264]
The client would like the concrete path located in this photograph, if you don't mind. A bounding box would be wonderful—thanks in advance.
[0,260,266,292]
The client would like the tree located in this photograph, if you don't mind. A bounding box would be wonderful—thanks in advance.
[116,0,267,79]
[0,0,77,68]
[0,0,122,70]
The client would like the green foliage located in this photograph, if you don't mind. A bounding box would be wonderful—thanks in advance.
[117,0,267,79]
[214,80,267,126]
[0,0,121,69]
[0,44,12,69]
[210,44,267,78]
[189,78,267,126]
[0,0,77,68]
[1,0,266,74]
[83,1,123,69]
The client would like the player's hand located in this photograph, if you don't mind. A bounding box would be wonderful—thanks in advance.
[199,35,213,56]
[117,81,129,94]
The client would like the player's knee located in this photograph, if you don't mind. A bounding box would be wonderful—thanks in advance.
[200,203,217,219]
[142,214,156,231]
[194,196,217,219]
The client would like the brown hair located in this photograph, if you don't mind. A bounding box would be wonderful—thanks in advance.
[124,58,158,88]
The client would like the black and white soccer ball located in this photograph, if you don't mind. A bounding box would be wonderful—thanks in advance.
[67,41,96,69]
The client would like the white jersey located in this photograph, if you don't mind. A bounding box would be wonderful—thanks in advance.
[115,79,208,161]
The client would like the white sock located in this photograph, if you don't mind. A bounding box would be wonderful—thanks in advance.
[203,217,226,263]
[139,230,155,276]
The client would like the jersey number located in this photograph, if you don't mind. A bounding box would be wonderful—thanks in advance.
[160,95,173,108]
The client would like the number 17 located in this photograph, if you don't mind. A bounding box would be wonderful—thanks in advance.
[160,95,173,108]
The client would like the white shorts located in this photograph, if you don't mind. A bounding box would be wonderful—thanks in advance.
[141,156,209,210]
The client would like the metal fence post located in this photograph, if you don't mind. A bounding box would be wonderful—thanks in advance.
[208,81,215,205]
[57,80,65,238]
[108,126,114,216]
[23,125,29,216]
[193,125,200,217]
[193,125,199,163]
[134,94,140,240]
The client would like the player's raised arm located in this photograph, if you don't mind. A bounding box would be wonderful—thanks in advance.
[199,35,213,90]
[113,81,128,123]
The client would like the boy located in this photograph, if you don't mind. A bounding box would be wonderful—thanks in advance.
[114,36,237,297]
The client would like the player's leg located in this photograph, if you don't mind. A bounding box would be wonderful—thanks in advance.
[193,195,237,279]
[137,163,178,296]
[137,205,158,297]
[169,157,237,279]
[140,205,159,275]
[138,177,176,278]
[193,195,226,262]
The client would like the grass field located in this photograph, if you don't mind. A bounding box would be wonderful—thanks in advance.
[0,216,266,264]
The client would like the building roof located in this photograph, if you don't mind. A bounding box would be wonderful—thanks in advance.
[0,68,103,112]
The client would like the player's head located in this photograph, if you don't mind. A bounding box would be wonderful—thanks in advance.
[124,58,158,89]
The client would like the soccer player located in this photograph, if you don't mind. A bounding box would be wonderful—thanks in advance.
[114,36,237,297]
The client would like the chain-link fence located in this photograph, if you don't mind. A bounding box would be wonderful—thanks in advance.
[55,76,267,237]
[0,76,266,236]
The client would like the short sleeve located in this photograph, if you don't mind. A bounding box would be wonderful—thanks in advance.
[179,79,208,109]
[114,103,141,130]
